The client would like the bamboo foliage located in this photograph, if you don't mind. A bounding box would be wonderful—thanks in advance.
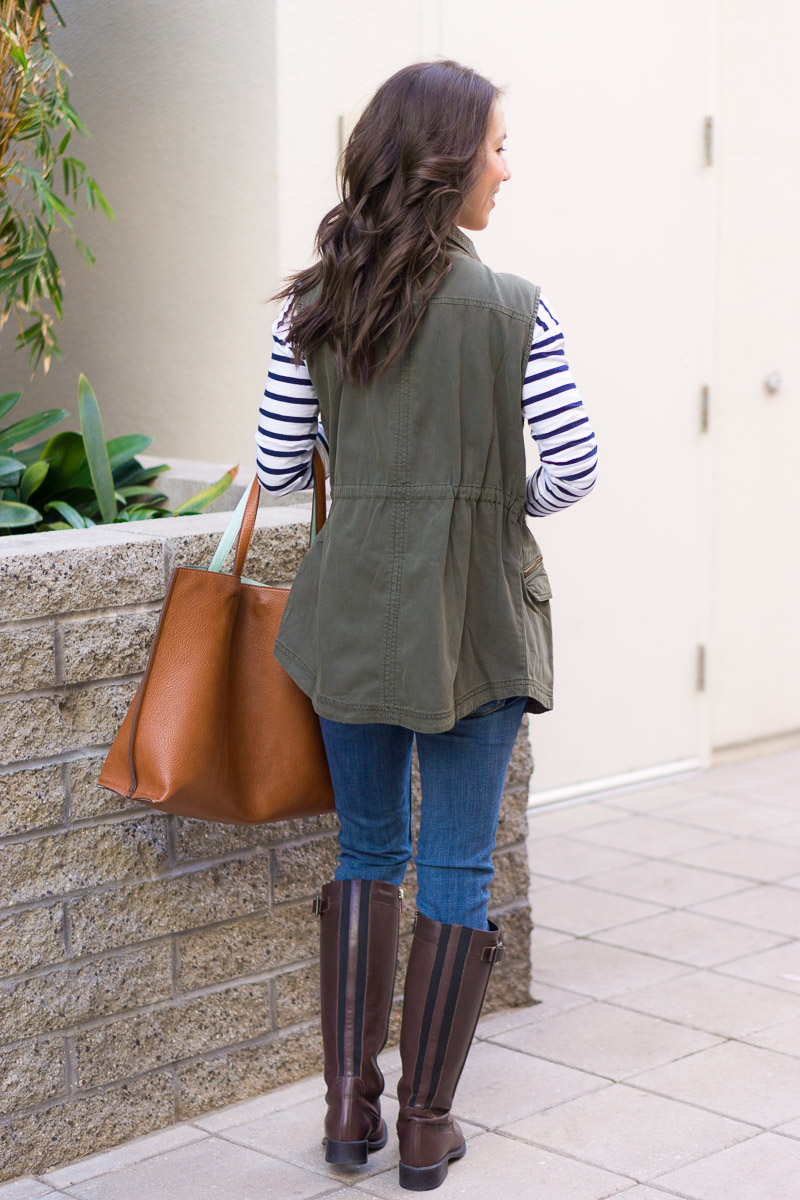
[0,1,112,373]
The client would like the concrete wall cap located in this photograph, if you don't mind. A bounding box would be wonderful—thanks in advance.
[0,503,313,559]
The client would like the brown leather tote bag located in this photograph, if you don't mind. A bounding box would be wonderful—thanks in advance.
[98,451,335,824]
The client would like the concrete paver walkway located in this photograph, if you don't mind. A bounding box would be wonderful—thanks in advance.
[4,748,800,1200]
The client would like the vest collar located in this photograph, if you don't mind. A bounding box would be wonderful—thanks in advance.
[446,225,481,261]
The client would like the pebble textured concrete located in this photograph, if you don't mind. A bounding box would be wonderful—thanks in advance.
[3,746,798,1199]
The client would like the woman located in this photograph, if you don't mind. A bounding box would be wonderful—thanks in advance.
[255,60,597,1191]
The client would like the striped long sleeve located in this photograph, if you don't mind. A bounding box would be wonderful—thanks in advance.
[255,294,597,517]
[523,296,598,516]
[254,298,329,495]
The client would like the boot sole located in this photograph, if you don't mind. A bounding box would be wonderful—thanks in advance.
[399,1139,467,1191]
[324,1119,388,1165]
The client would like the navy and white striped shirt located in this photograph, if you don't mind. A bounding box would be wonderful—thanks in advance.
[255,293,598,517]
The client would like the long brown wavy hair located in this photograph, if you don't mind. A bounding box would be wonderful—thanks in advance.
[274,60,499,388]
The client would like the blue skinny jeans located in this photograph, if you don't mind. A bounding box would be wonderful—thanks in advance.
[318,696,527,930]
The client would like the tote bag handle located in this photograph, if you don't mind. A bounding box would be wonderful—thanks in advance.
[209,448,327,576]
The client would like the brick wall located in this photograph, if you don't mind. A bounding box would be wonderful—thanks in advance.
[0,506,533,1182]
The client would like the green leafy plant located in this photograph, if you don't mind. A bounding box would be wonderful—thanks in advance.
[0,377,237,532]
[1,1,113,373]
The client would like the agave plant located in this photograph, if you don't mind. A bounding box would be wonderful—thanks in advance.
[0,376,236,533]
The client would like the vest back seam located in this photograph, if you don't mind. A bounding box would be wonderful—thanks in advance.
[383,356,411,705]
[424,296,535,324]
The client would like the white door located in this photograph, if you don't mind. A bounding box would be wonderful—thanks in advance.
[442,1,713,798]
[710,1,800,751]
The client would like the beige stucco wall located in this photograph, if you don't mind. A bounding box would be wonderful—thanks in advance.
[6,1,799,789]
[7,0,280,473]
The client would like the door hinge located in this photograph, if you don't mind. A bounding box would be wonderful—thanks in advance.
[703,116,714,166]
[696,645,707,692]
[700,385,710,433]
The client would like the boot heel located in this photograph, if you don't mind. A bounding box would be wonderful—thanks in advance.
[324,1116,388,1164]
[399,1140,466,1191]
[324,1136,369,1164]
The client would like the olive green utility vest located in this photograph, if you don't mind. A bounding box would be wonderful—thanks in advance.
[273,226,554,733]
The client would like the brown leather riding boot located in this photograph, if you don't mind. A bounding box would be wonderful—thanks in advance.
[315,878,401,1165]
[396,911,503,1191]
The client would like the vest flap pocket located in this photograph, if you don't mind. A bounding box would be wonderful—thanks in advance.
[523,557,552,601]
